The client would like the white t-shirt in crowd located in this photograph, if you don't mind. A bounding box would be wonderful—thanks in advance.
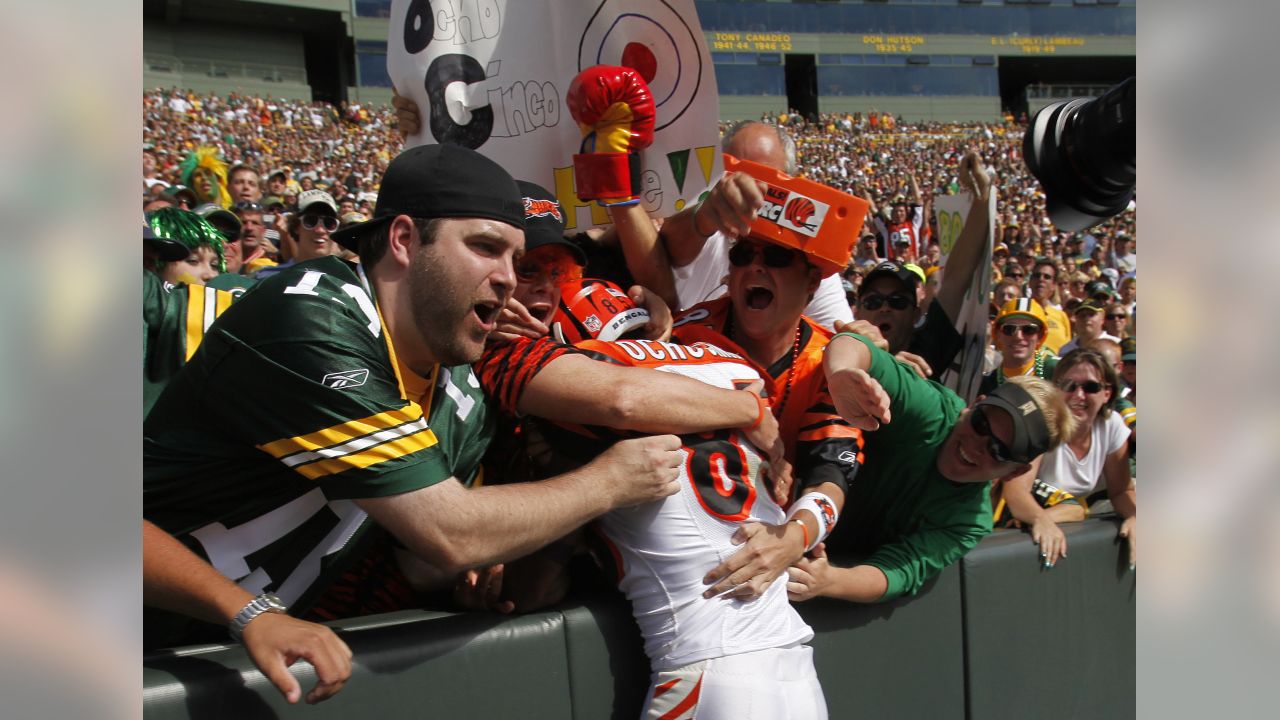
[671,231,853,331]
[1038,412,1130,497]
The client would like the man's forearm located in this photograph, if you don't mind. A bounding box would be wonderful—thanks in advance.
[358,468,616,575]
[820,563,889,603]
[659,203,709,268]
[520,354,759,433]
[610,203,679,309]
[143,520,254,625]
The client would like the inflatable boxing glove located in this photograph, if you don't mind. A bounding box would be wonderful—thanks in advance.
[566,65,656,206]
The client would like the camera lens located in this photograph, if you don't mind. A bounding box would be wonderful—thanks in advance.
[1023,77,1135,232]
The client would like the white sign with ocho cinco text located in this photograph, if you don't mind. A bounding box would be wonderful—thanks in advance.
[388,0,724,231]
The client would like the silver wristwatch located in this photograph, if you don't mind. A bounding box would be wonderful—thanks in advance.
[228,593,288,641]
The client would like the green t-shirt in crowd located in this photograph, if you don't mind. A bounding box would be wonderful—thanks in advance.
[824,333,993,600]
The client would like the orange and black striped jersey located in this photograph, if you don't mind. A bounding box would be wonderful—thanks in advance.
[672,297,864,497]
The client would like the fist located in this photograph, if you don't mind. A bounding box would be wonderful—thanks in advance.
[566,65,656,205]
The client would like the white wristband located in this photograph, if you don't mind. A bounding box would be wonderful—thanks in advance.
[785,492,840,552]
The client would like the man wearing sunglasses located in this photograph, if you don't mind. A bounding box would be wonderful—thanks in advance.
[664,166,888,607]
[784,332,1073,604]
[254,189,341,280]
[978,298,1059,396]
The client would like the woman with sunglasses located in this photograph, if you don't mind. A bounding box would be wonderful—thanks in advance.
[996,348,1136,569]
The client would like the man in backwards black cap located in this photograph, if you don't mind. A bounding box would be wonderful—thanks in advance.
[785,331,1076,604]
[143,145,685,703]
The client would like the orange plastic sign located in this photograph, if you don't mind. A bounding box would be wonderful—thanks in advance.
[723,153,868,275]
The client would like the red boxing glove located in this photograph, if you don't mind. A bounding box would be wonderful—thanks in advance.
[566,65,656,206]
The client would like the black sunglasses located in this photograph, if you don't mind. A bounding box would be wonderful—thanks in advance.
[1031,272,1055,281]
[971,406,1017,464]
[1106,313,1128,321]
[301,213,339,232]
[1000,323,1041,338]
[1060,379,1106,394]
[233,201,264,212]
[728,242,799,269]
[859,293,913,311]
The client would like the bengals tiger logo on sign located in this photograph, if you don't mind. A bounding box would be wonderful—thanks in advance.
[524,197,563,222]
[784,197,817,231]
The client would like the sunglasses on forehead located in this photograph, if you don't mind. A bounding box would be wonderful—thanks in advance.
[970,406,1019,465]
[728,242,800,269]
[233,201,264,212]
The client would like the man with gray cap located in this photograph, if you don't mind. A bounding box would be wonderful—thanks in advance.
[144,144,683,702]
[254,189,342,280]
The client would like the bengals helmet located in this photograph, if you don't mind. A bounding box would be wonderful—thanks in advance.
[550,279,651,344]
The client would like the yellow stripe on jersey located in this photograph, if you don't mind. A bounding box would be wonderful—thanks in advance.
[256,283,442,480]
[259,403,426,459]
[184,284,206,361]
[291,427,439,480]
[183,285,234,361]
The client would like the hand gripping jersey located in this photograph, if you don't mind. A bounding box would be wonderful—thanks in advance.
[144,257,495,649]
[670,297,865,499]
[475,336,813,670]
[142,271,236,416]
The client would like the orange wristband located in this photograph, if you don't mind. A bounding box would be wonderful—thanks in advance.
[746,393,769,431]
[791,519,810,552]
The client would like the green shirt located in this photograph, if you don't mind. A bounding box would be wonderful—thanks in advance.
[825,333,993,600]
[144,257,492,647]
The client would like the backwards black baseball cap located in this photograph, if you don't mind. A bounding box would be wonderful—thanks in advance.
[863,260,921,293]
[333,144,525,252]
[517,180,585,266]
[974,381,1052,464]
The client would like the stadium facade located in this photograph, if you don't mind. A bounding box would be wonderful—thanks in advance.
[143,0,1134,121]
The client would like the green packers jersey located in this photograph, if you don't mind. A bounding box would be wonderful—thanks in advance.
[204,271,259,297]
[144,257,493,648]
[143,271,237,416]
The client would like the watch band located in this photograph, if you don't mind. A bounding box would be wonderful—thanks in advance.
[228,593,288,641]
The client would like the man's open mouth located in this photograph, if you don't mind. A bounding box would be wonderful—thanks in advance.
[745,285,774,310]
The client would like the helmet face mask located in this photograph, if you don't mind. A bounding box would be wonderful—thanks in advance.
[550,279,651,344]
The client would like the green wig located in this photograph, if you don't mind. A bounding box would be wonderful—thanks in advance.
[178,146,233,208]
[147,207,227,273]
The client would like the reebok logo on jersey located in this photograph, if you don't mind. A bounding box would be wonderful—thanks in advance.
[323,369,369,389]
[837,451,859,465]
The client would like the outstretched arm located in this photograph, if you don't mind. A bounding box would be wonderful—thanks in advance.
[605,203,679,309]
[663,171,767,267]
[933,150,994,322]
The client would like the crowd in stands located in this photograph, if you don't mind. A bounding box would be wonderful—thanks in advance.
[145,85,1136,707]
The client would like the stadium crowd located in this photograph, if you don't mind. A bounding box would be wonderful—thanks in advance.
[142,80,1135,712]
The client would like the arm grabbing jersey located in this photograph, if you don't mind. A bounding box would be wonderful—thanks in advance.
[823,333,992,600]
